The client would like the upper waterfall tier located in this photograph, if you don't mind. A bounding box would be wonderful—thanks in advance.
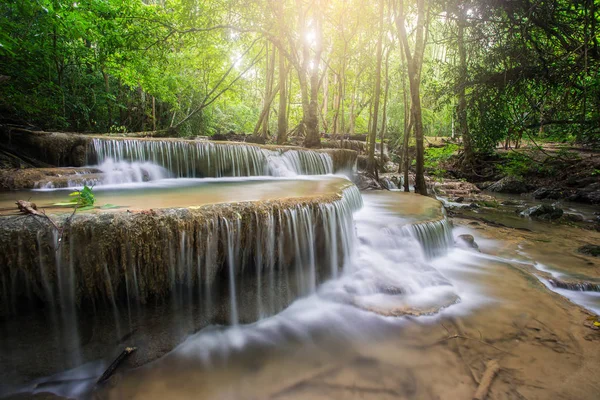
[87,138,356,177]
[0,128,358,178]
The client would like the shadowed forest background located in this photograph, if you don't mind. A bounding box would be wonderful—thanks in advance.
[1,0,599,194]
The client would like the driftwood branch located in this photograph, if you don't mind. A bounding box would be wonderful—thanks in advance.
[473,360,500,400]
[96,347,137,385]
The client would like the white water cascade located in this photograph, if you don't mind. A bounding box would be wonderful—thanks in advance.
[88,139,342,178]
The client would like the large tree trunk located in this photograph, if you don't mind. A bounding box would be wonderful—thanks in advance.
[368,0,385,175]
[277,49,288,144]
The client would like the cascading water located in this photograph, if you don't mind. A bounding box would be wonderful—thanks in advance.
[87,138,344,178]
[403,218,454,259]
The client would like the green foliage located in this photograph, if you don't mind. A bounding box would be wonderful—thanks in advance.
[423,144,459,178]
[496,152,534,178]
[54,185,96,211]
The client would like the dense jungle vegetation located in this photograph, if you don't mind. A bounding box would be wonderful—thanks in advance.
[1,0,599,194]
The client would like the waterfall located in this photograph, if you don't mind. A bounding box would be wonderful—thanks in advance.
[402,218,454,259]
[87,139,343,178]
[0,185,362,322]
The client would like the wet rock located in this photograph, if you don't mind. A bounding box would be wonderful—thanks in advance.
[487,176,532,194]
[468,202,479,209]
[549,278,600,292]
[355,172,382,190]
[519,204,564,220]
[578,244,600,257]
[383,161,398,173]
[456,234,479,251]
[563,213,584,222]
[244,135,266,144]
[533,187,562,200]
[379,177,397,190]
[476,181,494,190]
[568,182,600,204]
[453,196,465,203]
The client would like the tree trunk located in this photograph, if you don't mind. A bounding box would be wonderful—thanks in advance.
[303,0,323,148]
[277,49,289,144]
[253,84,280,136]
[380,47,390,162]
[321,68,329,132]
[368,0,385,175]
[403,117,413,192]
[395,0,428,195]
[152,96,156,131]
[261,42,276,139]
[102,69,112,130]
[456,6,472,165]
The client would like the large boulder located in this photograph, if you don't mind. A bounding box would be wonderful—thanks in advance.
[519,204,563,220]
[487,176,531,194]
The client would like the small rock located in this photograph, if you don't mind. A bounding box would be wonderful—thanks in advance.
[457,234,480,251]
[519,204,564,220]
[453,196,465,203]
[468,202,479,209]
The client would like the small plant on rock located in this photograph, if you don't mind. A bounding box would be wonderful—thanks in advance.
[54,185,96,211]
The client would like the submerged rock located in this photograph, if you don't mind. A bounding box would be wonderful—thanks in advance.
[562,213,585,222]
[519,204,563,220]
[487,176,531,194]
[456,234,479,251]
[578,244,600,257]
